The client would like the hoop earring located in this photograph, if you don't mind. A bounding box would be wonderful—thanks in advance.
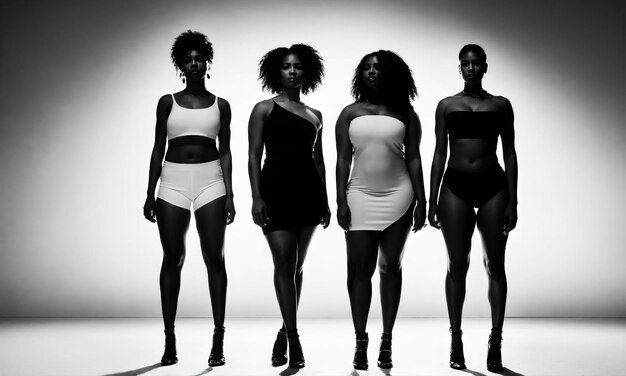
[180,72,186,84]
[206,72,210,79]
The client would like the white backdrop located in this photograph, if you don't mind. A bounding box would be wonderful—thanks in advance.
[0,0,624,318]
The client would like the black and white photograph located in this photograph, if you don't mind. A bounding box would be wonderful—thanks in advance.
[0,0,624,375]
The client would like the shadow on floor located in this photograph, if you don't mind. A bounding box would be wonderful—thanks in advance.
[100,363,162,376]
[497,367,525,376]
[461,368,487,376]
[279,366,301,376]
[189,367,213,376]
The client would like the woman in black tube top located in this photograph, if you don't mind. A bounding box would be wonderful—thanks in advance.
[247,43,330,369]
[428,44,518,372]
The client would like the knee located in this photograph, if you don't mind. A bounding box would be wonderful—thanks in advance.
[484,259,506,281]
[447,260,469,279]
[202,250,225,271]
[273,254,297,276]
[378,259,402,277]
[347,262,375,285]
[295,262,305,278]
[163,253,185,270]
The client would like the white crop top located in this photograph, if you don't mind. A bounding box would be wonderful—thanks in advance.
[167,94,221,140]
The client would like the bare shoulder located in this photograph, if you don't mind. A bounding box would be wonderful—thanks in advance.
[158,94,173,106]
[217,96,231,107]
[339,102,364,123]
[252,98,274,115]
[156,94,173,115]
[490,95,513,113]
[438,95,459,108]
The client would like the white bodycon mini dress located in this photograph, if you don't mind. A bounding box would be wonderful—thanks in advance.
[347,115,414,231]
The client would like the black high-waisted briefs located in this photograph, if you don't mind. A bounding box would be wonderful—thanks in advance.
[442,166,506,208]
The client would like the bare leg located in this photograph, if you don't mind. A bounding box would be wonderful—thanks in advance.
[266,228,315,332]
[376,203,414,369]
[155,199,191,365]
[345,231,380,334]
[477,190,508,371]
[346,230,379,370]
[155,199,191,329]
[280,226,316,331]
[195,196,228,328]
[477,190,509,331]
[378,203,414,334]
[438,186,476,332]
[195,196,228,366]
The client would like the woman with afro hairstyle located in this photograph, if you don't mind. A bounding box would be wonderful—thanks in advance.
[428,44,518,372]
[248,44,331,369]
[143,30,235,367]
[335,50,427,370]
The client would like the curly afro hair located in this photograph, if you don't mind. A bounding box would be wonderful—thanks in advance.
[458,44,487,61]
[351,50,417,114]
[258,44,324,94]
[170,30,214,69]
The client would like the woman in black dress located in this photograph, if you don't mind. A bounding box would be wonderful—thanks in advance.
[428,44,518,372]
[248,44,330,369]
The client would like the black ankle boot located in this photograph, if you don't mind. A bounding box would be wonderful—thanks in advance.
[208,325,225,367]
[377,332,393,369]
[353,332,368,370]
[271,328,288,367]
[487,328,503,372]
[161,327,178,366]
[449,328,466,370]
[287,329,305,368]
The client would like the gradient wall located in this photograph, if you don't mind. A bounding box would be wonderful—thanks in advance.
[1,0,624,318]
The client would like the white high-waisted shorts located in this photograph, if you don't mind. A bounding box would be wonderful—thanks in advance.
[157,160,226,211]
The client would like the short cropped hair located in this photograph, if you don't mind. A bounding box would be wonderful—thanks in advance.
[170,30,214,68]
[458,44,487,61]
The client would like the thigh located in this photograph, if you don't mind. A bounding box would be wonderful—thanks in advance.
[346,231,380,274]
[155,198,191,257]
[438,186,477,263]
[266,230,299,264]
[476,190,509,265]
[194,196,227,257]
[294,226,317,268]
[379,201,415,265]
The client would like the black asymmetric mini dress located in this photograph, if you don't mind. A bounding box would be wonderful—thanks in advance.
[260,101,327,235]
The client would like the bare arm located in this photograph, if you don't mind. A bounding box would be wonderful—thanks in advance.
[404,110,427,231]
[312,109,331,228]
[247,101,270,227]
[500,98,518,234]
[143,94,172,222]
[428,99,449,229]
[217,97,236,224]
[335,106,354,231]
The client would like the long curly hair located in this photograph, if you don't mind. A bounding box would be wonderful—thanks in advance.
[258,44,324,94]
[351,50,417,114]
[170,30,214,69]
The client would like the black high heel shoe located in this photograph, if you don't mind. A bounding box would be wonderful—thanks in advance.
[161,327,178,366]
[353,332,368,370]
[449,328,466,370]
[487,328,503,372]
[377,332,393,369]
[287,329,305,368]
[208,325,225,367]
[271,328,288,367]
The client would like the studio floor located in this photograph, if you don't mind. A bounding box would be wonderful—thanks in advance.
[0,317,623,376]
